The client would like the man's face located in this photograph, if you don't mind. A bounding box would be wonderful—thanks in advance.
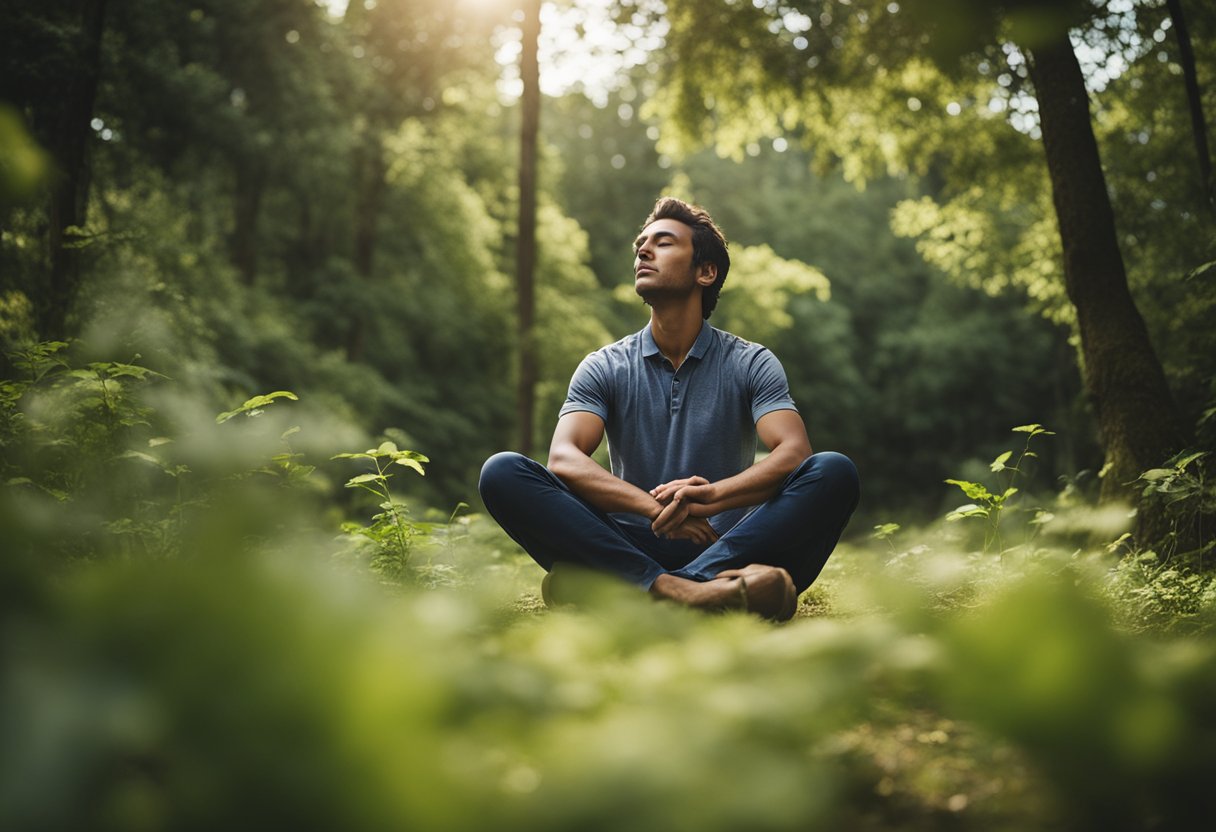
[633,219,713,303]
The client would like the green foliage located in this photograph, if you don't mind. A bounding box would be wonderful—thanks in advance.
[1104,549,1216,635]
[1137,450,1215,563]
[215,390,299,424]
[0,104,49,208]
[333,440,432,584]
[3,342,1216,831]
[5,510,1216,831]
[945,424,1054,556]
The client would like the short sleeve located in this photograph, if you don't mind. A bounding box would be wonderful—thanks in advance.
[748,348,798,423]
[559,351,611,422]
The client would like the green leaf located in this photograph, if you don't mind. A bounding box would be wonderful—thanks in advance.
[946,503,988,521]
[945,479,993,502]
[1184,259,1216,281]
[872,522,900,539]
[990,450,1012,472]
[377,440,398,456]
[216,390,298,423]
[118,450,162,466]
[1140,469,1174,482]
[104,363,163,380]
[394,457,426,476]
[1173,451,1206,470]
[345,473,382,485]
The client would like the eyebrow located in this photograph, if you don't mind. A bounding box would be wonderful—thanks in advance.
[633,229,679,250]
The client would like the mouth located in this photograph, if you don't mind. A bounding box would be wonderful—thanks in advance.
[635,266,656,276]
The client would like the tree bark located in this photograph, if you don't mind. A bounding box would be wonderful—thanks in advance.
[230,159,264,286]
[515,0,541,456]
[346,136,386,363]
[1027,32,1188,512]
[42,0,108,339]
[1165,0,1213,213]
[353,138,386,279]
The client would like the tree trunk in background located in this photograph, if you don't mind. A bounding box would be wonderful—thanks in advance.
[515,0,541,456]
[1027,33,1188,520]
[42,0,107,339]
[1165,0,1214,213]
[231,159,264,286]
[346,137,387,362]
[353,141,386,279]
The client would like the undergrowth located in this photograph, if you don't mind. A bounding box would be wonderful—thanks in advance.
[5,343,1216,831]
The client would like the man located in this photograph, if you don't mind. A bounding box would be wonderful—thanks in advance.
[480,197,859,620]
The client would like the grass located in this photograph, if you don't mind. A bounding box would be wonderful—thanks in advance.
[4,483,1216,831]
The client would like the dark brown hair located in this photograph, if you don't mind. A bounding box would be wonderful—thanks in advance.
[643,197,730,319]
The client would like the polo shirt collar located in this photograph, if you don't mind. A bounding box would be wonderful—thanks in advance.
[642,320,714,361]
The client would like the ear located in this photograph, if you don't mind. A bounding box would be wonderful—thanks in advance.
[695,262,717,287]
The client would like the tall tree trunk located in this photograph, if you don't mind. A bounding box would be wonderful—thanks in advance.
[230,159,264,286]
[42,0,108,340]
[346,137,387,362]
[1027,33,1188,516]
[515,0,541,456]
[1165,0,1213,213]
[353,143,385,279]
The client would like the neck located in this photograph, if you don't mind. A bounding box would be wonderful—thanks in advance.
[649,300,705,370]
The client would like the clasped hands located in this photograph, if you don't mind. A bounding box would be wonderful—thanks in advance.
[649,475,719,545]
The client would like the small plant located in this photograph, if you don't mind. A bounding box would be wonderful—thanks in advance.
[215,390,317,484]
[873,522,901,555]
[332,441,430,584]
[1103,549,1216,634]
[1137,450,1214,566]
[215,390,299,424]
[945,424,1054,558]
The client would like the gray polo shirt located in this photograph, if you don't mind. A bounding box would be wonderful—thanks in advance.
[558,320,798,533]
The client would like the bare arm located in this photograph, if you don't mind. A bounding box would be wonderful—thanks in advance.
[549,412,718,545]
[651,409,812,534]
[548,411,662,519]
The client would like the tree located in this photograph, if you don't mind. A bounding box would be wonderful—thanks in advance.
[0,0,109,339]
[1166,0,1214,211]
[643,0,1193,518]
[515,0,542,456]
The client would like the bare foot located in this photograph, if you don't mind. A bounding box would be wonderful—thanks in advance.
[650,573,746,611]
[714,565,798,622]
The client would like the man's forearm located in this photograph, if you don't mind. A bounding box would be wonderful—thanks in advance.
[549,452,661,520]
[689,445,808,517]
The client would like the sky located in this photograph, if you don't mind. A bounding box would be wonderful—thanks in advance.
[321,0,656,104]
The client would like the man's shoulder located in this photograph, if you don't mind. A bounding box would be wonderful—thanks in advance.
[583,328,646,367]
[708,326,776,364]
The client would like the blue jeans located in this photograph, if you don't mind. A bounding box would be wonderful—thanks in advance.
[478,452,859,593]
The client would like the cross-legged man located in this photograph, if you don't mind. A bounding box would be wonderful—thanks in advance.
[480,197,859,620]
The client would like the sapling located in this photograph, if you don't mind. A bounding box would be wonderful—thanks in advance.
[332,441,429,582]
[945,424,1054,559]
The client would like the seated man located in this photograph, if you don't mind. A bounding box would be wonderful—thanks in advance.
[480,197,859,620]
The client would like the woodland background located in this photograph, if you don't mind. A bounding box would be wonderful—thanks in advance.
[2,1,1216,829]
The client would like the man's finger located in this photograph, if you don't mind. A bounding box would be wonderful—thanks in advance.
[652,497,689,535]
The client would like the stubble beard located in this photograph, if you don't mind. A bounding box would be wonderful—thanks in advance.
[635,265,699,309]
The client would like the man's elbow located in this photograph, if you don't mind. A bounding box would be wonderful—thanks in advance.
[777,440,813,474]
[546,446,581,482]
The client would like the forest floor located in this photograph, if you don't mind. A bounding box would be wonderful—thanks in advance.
[483,527,1064,830]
